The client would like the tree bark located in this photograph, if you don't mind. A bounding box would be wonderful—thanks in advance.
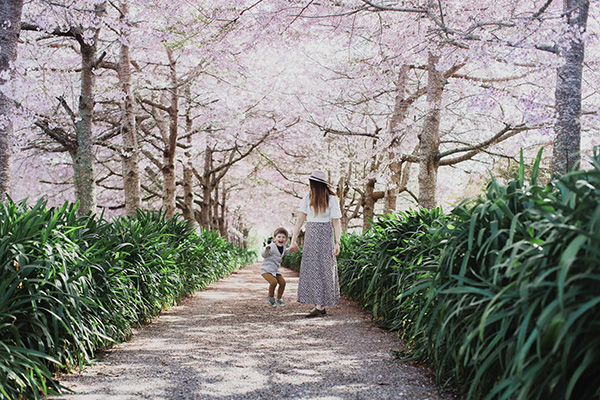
[219,182,227,237]
[183,162,194,219]
[182,85,195,221]
[72,19,103,216]
[362,177,384,232]
[551,0,589,176]
[336,174,350,232]
[0,0,24,202]
[336,162,363,233]
[117,0,142,217]
[212,182,220,231]
[384,64,411,213]
[199,145,212,227]
[418,52,443,209]
[117,0,141,216]
[162,47,178,219]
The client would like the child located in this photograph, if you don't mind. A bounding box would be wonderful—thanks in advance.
[261,227,290,307]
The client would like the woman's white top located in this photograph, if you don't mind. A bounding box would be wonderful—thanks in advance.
[298,193,342,222]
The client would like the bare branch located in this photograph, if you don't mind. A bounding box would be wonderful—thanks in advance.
[282,0,316,34]
[141,183,161,200]
[95,126,121,142]
[361,0,453,34]
[361,0,430,14]
[316,124,377,138]
[57,96,77,124]
[21,22,80,39]
[451,70,533,83]
[92,51,107,69]
[136,96,171,113]
[34,119,77,154]
[258,150,306,187]
[439,124,534,165]
[140,148,163,170]
[534,0,555,18]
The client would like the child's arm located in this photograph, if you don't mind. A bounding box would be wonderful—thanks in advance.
[261,245,271,258]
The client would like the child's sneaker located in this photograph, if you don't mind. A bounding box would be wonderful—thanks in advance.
[266,296,276,308]
[276,299,285,307]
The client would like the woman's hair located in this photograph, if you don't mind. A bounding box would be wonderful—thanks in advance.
[309,180,337,216]
[273,227,289,238]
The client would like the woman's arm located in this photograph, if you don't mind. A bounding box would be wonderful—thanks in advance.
[289,212,307,253]
[332,218,341,256]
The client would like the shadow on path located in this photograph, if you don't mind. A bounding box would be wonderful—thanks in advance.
[54,263,454,400]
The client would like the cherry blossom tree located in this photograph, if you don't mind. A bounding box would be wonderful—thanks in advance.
[20,0,109,215]
[4,0,598,239]
[360,0,595,179]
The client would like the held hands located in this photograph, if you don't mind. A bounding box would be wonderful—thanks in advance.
[333,243,340,257]
[289,241,299,253]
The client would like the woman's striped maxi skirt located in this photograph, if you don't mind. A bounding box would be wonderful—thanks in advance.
[297,221,340,306]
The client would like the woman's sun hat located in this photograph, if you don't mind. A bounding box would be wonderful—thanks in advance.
[308,170,329,185]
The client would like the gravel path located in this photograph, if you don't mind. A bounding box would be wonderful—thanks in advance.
[54,263,456,400]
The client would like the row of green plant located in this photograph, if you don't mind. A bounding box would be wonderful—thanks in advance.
[337,149,600,400]
[0,199,255,399]
[281,249,301,271]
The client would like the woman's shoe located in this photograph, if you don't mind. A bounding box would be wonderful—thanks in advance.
[305,308,326,318]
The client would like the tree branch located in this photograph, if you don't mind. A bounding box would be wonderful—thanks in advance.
[34,119,77,154]
[21,22,80,39]
[136,96,171,113]
[57,96,77,123]
[439,124,532,165]
[534,0,555,18]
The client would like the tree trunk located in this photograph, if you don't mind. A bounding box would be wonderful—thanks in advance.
[384,171,399,213]
[362,177,376,232]
[362,177,384,232]
[336,175,350,232]
[418,52,443,209]
[241,227,249,248]
[0,0,23,202]
[117,0,141,216]
[162,47,178,219]
[218,182,227,237]
[385,160,415,212]
[199,146,212,228]
[212,182,220,231]
[551,0,589,176]
[384,64,411,214]
[182,86,194,221]
[183,163,193,220]
[72,25,102,216]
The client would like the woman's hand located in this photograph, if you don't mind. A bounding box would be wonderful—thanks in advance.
[333,243,340,257]
[289,241,299,253]
[332,218,341,257]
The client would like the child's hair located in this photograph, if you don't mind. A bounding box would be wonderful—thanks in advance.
[273,227,289,238]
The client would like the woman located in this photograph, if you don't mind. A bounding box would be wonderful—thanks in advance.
[289,170,342,318]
